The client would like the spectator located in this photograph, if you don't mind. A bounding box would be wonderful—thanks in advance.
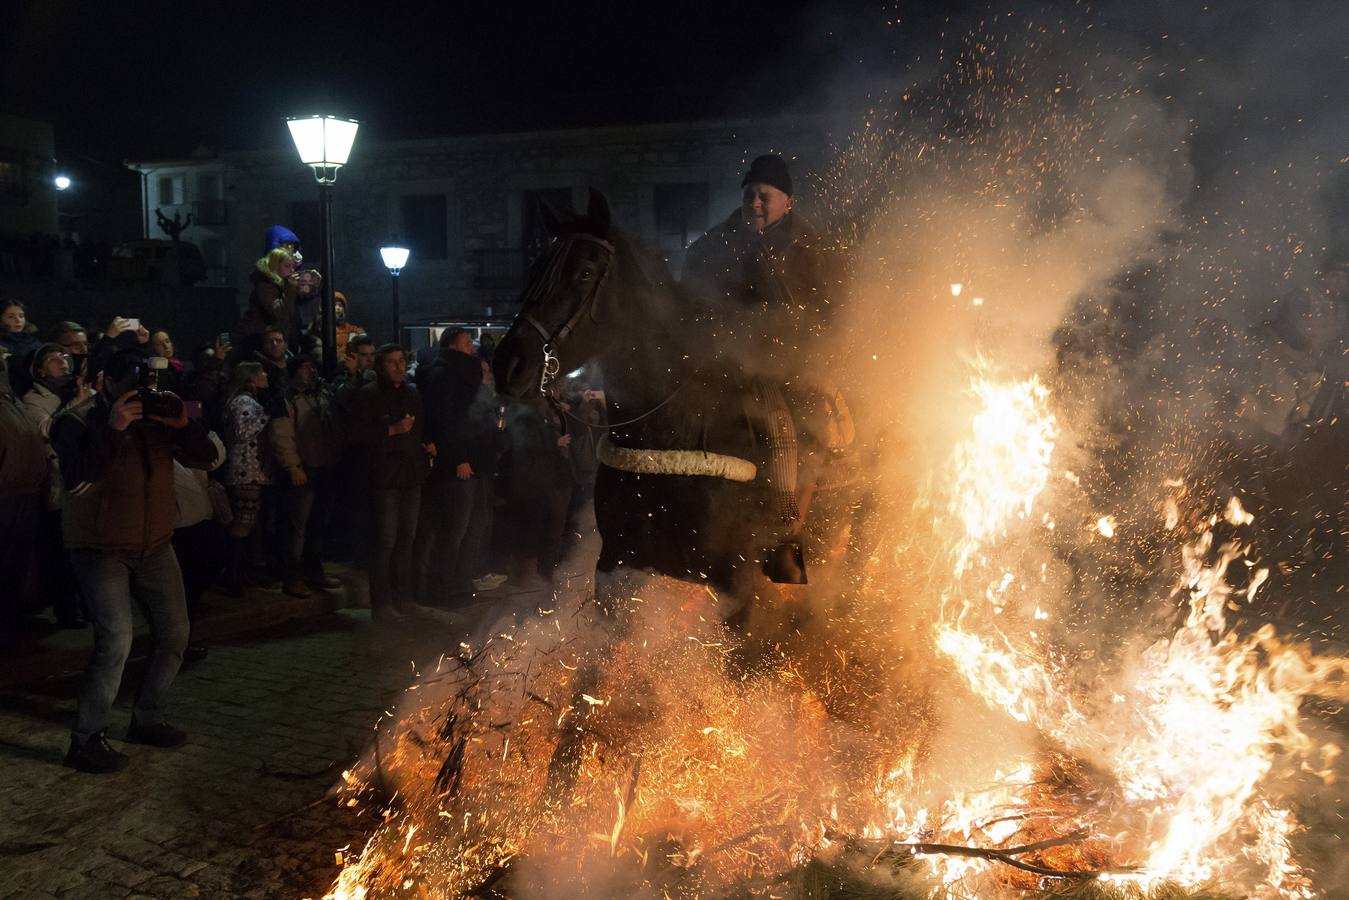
[416,329,506,603]
[220,361,274,594]
[350,344,433,621]
[503,398,576,592]
[51,348,218,773]
[52,321,91,393]
[333,292,366,360]
[334,334,376,413]
[238,248,299,350]
[2,300,42,386]
[172,430,228,661]
[0,349,49,625]
[254,326,291,414]
[149,330,186,393]
[269,354,341,597]
[23,343,93,627]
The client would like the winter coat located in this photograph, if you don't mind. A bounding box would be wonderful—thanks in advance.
[503,400,573,502]
[222,393,271,487]
[51,394,219,553]
[22,382,69,509]
[0,365,48,498]
[2,329,43,388]
[682,209,844,370]
[239,260,299,344]
[419,347,495,477]
[270,383,339,473]
[349,379,429,490]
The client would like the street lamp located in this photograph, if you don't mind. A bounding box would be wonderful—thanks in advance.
[379,244,410,343]
[53,175,72,191]
[285,115,359,378]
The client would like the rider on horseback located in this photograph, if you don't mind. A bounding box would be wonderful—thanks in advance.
[682,155,855,583]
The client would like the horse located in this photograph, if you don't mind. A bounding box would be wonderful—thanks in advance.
[493,189,862,622]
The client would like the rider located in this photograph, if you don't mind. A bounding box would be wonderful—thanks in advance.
[682,155,852,583]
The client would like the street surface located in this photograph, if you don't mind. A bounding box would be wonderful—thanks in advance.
[0,610,447,899]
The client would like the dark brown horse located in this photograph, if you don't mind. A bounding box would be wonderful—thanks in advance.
[494,190,859,615]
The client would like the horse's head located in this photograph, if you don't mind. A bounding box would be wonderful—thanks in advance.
[494,189,617,401]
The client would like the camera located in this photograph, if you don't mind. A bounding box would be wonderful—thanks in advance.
[140,356,183,419]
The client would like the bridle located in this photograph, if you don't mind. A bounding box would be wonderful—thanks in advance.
[516,230,684,433]
[517,233,615,395]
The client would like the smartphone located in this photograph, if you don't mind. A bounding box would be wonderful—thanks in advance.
[183,400,203,420]
[123,317,140,332]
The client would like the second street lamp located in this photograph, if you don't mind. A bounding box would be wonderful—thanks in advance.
[379,244,410,345]
[285,114,359,378]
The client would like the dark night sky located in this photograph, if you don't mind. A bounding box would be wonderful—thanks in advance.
[0,0,970,163]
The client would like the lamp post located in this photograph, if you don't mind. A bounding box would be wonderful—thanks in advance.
[379,244,410,345]
[285,115,359,378]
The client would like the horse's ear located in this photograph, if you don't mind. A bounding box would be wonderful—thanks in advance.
[538,198,566,237]
[586,188,612,238]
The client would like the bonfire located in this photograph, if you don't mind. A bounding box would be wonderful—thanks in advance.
[315,354,1345,900]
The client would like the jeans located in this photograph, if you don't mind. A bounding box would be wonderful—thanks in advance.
[280,468,331,580]
[370,486,421,610]
[69,543,190,741]
[415,476,494,603]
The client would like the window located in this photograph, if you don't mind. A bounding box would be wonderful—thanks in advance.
[654,182,708,253]
[521,187,572,267]
[157,175,184,206]
[401,194,448,260]
[195,173,224,223]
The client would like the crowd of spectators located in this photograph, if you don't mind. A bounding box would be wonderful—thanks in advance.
[0,225,602,774]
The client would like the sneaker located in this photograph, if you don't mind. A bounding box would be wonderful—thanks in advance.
[126,720,188,748]
[282,579,313,599]
[471,573,509,592]
[183,643,209,663]
[306,574,343,590]
[64,731,130,774]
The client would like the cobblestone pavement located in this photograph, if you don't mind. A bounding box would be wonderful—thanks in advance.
[0,609,473,900]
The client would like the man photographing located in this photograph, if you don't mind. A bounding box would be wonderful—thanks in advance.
[51,349,219,773]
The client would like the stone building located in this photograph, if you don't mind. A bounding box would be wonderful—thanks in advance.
[127,114,831,343]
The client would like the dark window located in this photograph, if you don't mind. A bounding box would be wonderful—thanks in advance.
[654,182,708,253]
[401,194,448,260]
[521,187,572,267]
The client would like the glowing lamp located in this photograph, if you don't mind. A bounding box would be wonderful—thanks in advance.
[285,115,360,183]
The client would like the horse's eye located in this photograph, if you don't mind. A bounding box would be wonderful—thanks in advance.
[579,270,593,280]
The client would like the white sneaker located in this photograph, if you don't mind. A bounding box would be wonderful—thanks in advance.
[471,573,509,591]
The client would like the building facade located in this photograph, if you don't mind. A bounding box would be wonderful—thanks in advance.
[128,115,832,342]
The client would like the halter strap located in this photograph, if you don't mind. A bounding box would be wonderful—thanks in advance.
[520,233,616,392]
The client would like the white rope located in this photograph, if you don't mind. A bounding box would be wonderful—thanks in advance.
[596,434,757,483]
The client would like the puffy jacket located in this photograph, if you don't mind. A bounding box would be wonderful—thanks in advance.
[270,383,339,473]
[0,365,47,497]
[51,394,219,552]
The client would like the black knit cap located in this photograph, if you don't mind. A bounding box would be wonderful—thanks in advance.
[741,154,793,196]
[287,352,317,376]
